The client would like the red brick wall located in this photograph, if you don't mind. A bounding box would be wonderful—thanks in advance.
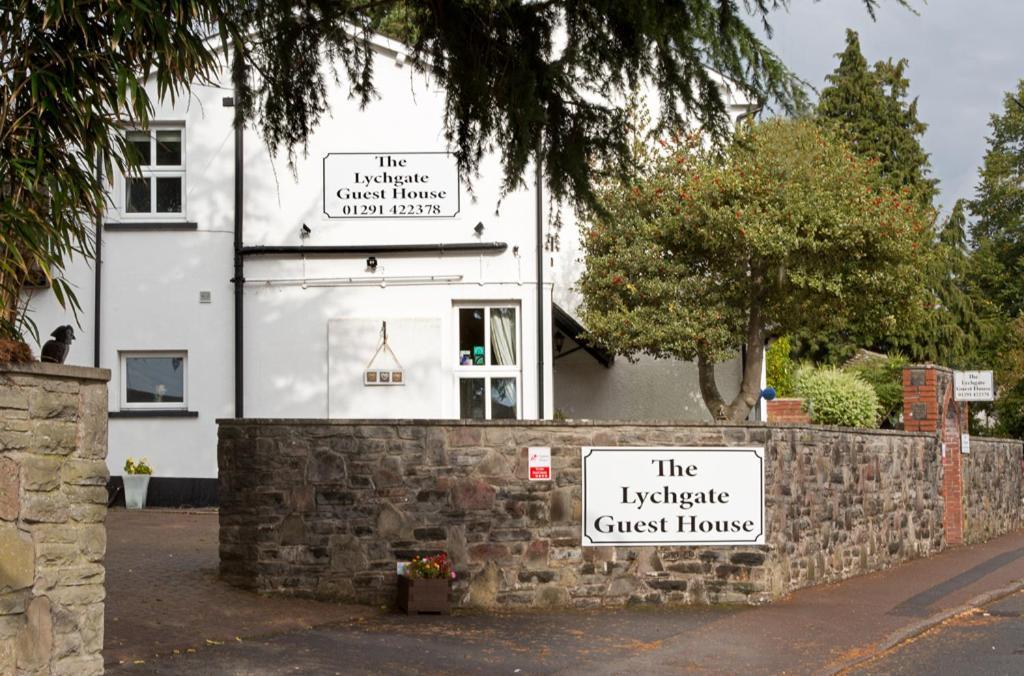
[942,402,964,545]
[903,365,968,546]
[766,398,811,424]
[902,367,939,433]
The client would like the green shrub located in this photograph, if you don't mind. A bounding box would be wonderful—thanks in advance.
[845,353,908,428]
[766,336,798,397]
[792,362,816,393]
[795,367,880,428]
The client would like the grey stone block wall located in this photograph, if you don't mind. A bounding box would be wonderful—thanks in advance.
[218,419,1021,609]
[963,437,1024,544]
[1,363,110,675]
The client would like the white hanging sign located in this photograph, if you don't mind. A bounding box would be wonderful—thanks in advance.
[961,432,971,455]
[582,447,765,547]
[323,152,460,218]
[954,371,994,402]
[364,321,404,386]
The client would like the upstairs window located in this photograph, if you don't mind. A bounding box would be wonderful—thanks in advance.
[124,128,185,216]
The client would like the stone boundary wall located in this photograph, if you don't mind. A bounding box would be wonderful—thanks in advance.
[1,363,110,675]
[963,437,1024,544]
[215,419,1014,609]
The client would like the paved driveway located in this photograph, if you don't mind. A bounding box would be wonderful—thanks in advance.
[104,509,372,668]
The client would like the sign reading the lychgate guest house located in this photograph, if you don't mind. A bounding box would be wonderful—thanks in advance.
[582,447,765,546]
[323,152,460,218]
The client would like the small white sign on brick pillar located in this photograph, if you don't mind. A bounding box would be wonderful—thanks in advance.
[954,370,994,402]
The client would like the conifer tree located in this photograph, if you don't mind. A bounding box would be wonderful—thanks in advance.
[817,29,937,208]
[970,81,1024,318]
[917,200,982,366]
[1,1,908,343]
[806,29,975,365]
[968,80,1024,438]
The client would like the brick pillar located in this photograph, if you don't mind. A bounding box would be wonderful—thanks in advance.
[903,365,969,546]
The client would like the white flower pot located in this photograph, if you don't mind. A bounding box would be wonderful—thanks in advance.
[123,474,151,509]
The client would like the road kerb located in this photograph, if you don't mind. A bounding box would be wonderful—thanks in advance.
[827,577,1024,674]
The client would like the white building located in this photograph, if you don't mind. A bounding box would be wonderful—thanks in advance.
[29,33,752,504]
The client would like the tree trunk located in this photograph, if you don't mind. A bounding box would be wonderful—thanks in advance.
[696,353,728,420]
[696,303,766,423]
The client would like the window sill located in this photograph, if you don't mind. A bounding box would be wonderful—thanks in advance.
[104,221,198,231]
[109,410,199,418]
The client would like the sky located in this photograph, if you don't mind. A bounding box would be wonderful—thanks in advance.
[757,0,1024,216]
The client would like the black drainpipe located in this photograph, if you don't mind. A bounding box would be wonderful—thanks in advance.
[535,151,545,419]
[93,158,102,368]
[231,90,244,418]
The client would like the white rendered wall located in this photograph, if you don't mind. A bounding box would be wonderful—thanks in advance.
[242,275,551,421]
[238,38,553,423]
[22,252,96,362]
[552,342,742,422]
[29,36,751,477]
[30,42,553,478]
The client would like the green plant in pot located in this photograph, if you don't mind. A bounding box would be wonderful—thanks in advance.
[397,553,455,615]
[123,457,153,510]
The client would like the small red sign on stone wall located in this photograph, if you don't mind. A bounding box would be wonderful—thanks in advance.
[528,447,551,481]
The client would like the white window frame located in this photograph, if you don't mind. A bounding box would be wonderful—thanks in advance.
[452,303,522,420]
[119,124,186,220]
[119,351,188,411]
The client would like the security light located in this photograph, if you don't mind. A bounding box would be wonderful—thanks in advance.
[300,224,311,238]
[366,256,378,271]
[474,221,485,235]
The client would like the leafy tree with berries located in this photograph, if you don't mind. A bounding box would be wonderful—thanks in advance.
[578,118,932,421]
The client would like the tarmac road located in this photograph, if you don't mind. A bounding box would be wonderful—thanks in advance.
[106,605,739,675]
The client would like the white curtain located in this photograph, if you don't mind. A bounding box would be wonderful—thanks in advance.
[490,308,516,365]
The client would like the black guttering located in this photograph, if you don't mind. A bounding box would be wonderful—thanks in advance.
[93,158,102,368]
[231,85,244,418]
[238,242,507,257]
[535,153,545,419]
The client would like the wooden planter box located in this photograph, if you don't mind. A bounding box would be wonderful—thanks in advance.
[397,575,450,615]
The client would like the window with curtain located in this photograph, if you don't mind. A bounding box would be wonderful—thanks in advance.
[454,304,520,419]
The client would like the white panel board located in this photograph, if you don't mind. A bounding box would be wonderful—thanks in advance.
[328,318,443,418]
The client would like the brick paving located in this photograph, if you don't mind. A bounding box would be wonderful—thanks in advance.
[103,509,375,668]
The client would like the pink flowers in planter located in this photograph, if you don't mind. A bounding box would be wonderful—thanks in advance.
[405,553,456,581]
